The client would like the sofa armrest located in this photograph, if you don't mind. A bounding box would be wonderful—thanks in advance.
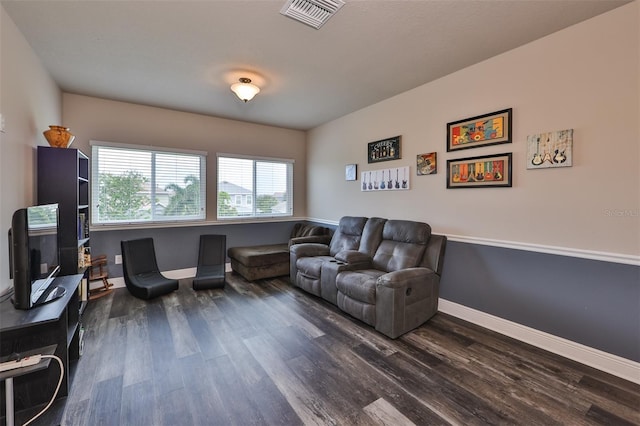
[375,267,440,339]
[289,235,332,248]
[376,267,435,289]
[290,242,330,258]
[334,250,371,265]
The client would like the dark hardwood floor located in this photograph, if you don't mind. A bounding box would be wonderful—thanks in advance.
[16,273,639,425]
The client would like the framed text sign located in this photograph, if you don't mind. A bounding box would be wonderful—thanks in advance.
[368,136,401,163]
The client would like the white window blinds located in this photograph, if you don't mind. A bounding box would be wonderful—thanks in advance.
[91,142,206,224]
[217,154,293,219]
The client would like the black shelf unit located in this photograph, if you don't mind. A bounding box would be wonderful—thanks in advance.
[37,146,91,311]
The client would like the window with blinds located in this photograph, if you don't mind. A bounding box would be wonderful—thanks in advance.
[91,142,206,224]
[217,154,293,219]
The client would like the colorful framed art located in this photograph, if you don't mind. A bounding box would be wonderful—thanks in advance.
[447,108,512,152]
[446,153,512,188]
[417,152,437,175]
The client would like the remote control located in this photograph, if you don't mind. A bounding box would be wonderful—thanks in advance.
[0,355,42,372]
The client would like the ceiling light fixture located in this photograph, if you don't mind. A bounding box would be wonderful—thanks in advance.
[230,77,260,102]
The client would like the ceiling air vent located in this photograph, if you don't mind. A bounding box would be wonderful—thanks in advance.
[280,0,345,29]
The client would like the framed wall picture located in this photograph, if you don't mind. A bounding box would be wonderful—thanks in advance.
[368,136,401,163]
[446,152,512,188]
[447,108,512,152]
[527,129,573,169]
[345,164,357,181]
[417,152,437,175]
[361,166,410,191]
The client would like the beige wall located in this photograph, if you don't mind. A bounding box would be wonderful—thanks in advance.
[62,94,307,223]
[307,3,639,256]
[0,5,62,294]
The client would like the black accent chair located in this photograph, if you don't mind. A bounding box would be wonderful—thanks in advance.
[193,234,226,290]
[121,238,179,300]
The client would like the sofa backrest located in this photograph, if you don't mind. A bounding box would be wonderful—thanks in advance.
[290,223,330,239]
[420,234,447,276]
[329,216,368,256]
[372,220,431,272]
[358,217,386,256]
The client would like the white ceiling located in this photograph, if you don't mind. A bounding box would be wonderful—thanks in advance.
[2,0,629,131]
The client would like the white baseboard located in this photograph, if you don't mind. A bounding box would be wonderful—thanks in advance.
[89,265,233,291]
[90,276,125,290]
[438,299,640,385]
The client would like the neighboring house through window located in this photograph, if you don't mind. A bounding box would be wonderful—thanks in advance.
[217,154,293,219]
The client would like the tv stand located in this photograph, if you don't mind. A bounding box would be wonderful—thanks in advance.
[0,274,83,414]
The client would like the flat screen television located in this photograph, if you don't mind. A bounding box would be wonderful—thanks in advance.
[8,203,65,309]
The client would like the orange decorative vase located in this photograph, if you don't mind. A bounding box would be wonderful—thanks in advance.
[43,125,75,148]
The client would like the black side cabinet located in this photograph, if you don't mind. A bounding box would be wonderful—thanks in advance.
[0,274,83,412]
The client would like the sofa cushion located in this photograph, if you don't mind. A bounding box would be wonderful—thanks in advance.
[383,219,431,244]
[336,269,384,304]
[228,243,288,267]
[296,255,334,278]
[329,216,368,256]
[372,220,431,272]
[337,293,376,326]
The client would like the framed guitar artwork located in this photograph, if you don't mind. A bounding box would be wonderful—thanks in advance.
[361,166,410,191]
[446,153,512,188]
[526,129,573,169]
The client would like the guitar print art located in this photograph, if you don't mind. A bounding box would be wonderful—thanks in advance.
[493,161,503,180]
[527,129,573,169]
[395,169,400,189]
[484,161,493,181]
[553,149,567,164]
[380,170,386,189]
[531,137,543,166]
[452,164,461,183]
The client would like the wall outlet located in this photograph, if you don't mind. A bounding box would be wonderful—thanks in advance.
[115,254,122,265]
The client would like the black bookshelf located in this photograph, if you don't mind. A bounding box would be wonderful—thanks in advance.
[37,146,90,309]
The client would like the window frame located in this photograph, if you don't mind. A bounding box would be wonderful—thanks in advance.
[216,153,294,220]
[90,140,207,225]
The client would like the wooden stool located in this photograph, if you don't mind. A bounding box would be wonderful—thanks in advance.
[89,254,114,300]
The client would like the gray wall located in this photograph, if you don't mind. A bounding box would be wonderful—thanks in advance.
[90,221,299,279]
[94,220,639,363]
[440,241,640,362]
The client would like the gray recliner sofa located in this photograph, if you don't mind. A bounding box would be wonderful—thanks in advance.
[290,216,446,338]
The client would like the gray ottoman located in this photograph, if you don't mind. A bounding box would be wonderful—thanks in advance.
[228,243,290,281]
